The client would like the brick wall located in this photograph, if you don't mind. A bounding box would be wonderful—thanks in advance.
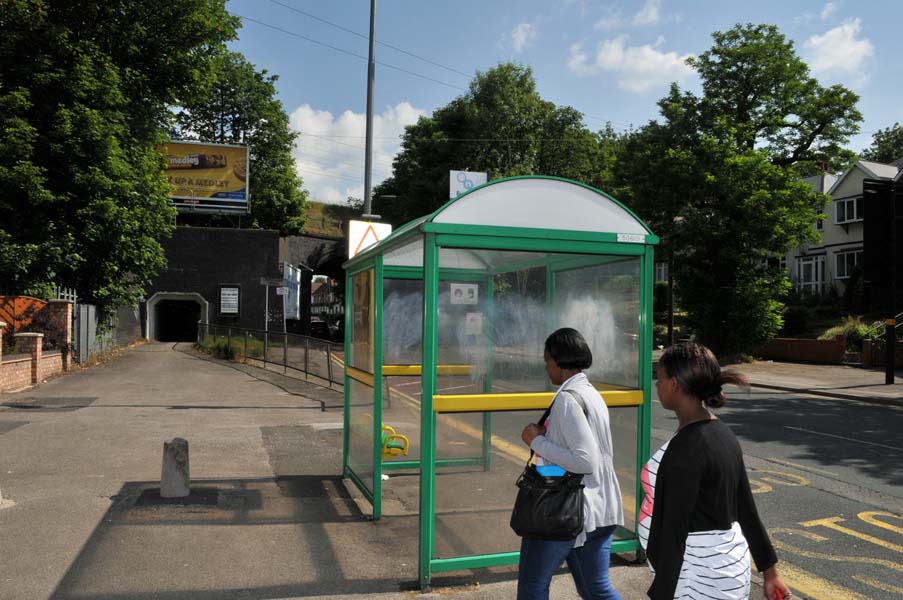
[0,357,33,392]
[758,337,846,364]
[38,352,65,381]
[148,227,282,332]
[861,339,903,368]
[1,330,71,392]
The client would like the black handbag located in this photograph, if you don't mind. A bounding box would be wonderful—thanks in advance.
[510,401,585,541]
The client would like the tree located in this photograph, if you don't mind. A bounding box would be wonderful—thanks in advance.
[688,24,861,166]
[617,24,861,355]
[0,0,238,315]
[860,123,903,163]
[172,50,308,235]
[373,63,615,226]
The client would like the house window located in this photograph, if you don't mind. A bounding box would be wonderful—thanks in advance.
[654,262,669,282]
[815,219,823,231]
[835,250,862,279]
[796,255,825,295]
[835,197,863,224]
[762,255,787,271]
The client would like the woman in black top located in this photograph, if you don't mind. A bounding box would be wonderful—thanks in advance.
[642,343,791,600]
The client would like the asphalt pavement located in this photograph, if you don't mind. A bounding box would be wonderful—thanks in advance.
[2,342,899,599]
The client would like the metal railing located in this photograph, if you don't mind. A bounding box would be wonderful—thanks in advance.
[197,323,344,401]
[864,311,903,341]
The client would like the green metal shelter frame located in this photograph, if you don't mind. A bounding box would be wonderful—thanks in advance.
[342,176,659,588]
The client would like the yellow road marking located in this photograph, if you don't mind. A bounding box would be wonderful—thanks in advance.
[755,469,809,487]
[772,562,869,600]
[769,528,895,600]
[767,457,839,478]
[748,478,774,494]
[852,575,903,595]
[801,516,903,554]
[858,511,903,536]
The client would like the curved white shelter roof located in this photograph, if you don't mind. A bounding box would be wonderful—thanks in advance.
[432,176,650,234]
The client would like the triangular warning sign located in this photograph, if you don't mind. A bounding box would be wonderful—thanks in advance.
[348,220,392,258]
[354,223,381,256]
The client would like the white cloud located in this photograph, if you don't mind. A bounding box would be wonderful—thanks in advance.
[510,23,538,53]
[567,35,694,93]
[821,2,840,19]
[632,0,661,26]
[805,18,873,82]
[593,6,625,31]
[288,102,425,205]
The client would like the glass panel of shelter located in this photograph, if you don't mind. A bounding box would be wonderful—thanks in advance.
[428,247,643,560]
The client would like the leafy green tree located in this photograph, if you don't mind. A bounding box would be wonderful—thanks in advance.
[617,24,861,355]
[860,123,903,163]
[172,50,307,235]
[373,63,615,226]
[688,24,861,165]
[0,0,238,316]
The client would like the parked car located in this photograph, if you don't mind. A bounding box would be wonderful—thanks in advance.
[309,318,330,340]
[328,319,344,342]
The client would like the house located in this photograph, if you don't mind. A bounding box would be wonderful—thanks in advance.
[787,160,900,297]
[311,278,343,321]
[862,163,903,313]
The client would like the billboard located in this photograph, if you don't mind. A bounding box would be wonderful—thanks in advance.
[157,141,249,214]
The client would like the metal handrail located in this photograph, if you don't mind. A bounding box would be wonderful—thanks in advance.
[196,322,344,408]
[865,311,903,340]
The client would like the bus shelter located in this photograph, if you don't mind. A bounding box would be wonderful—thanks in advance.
[342,176,658,588]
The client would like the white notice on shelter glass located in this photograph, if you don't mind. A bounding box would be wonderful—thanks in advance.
[450,283,479,305]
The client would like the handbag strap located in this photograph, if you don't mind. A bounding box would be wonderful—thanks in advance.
[526,400,554,464]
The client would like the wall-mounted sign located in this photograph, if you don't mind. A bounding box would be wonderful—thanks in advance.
[348,220,392,258]
[283,263,302,320]
[220,286,240,314]
[450,170,488,198]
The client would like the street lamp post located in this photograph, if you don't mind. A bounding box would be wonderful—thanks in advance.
[363,0,377,220]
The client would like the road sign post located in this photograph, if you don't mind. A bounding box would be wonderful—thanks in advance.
[886,318,896,384]
[259,277,286,362]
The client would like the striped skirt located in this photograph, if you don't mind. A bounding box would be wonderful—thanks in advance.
[673,522,751,600]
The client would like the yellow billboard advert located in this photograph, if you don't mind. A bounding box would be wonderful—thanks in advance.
[156,141,249,214]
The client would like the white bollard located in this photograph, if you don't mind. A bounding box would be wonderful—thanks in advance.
[161,437,190,498]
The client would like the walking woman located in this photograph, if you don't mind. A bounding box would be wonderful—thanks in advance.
[640,343,791,600]
[518,327,624,600]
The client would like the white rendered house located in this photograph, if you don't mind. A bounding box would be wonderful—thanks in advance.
[786,160,900,296]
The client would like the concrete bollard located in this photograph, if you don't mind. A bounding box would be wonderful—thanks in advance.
[161,437,190,498]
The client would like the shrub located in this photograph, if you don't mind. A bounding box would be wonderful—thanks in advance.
[213,340,235,360]
[780,305,809,336]
[818,315,869,351]
[196,339,236,360]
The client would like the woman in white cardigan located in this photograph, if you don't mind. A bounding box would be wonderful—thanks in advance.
[518,327,624,600]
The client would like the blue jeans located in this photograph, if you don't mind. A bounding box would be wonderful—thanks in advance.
[517,525,621,600]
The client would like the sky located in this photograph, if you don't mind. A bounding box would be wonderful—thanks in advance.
[226,0,903,205]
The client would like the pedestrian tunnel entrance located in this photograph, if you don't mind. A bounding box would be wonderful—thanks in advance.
[146,292,209,342]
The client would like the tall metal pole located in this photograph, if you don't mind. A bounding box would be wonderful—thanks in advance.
[362,0,377,219]
[888,197,897,384]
